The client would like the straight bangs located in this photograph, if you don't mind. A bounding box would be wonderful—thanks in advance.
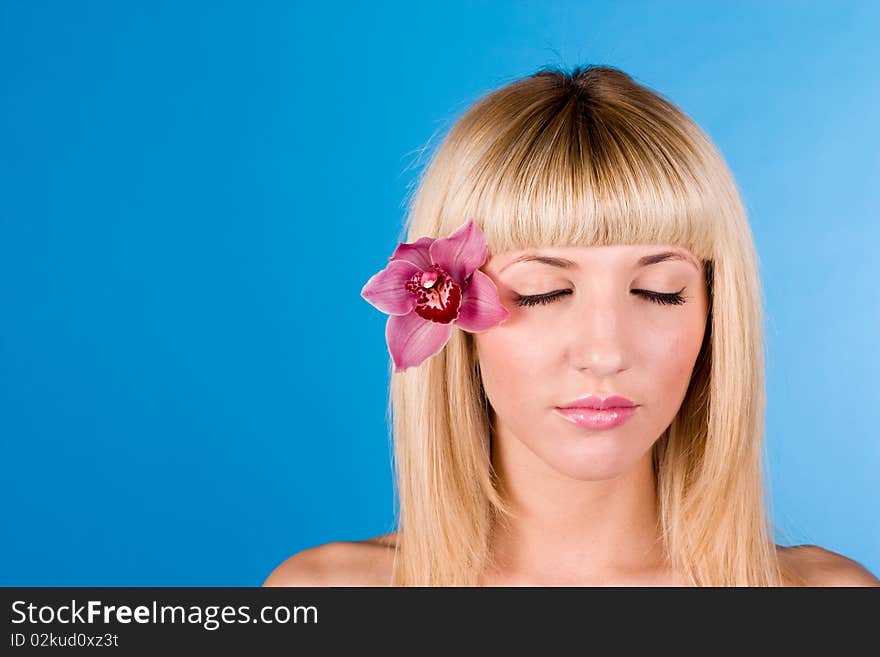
[433,75,720,264]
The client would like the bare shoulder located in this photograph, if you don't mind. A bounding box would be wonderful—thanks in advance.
[777,544,880,587]
[262,531,398,587]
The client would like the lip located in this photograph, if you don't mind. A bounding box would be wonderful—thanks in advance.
[557,395,637,410]
[554,406,638,430]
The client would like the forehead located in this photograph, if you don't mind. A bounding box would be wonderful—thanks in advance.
[488,244,702,273]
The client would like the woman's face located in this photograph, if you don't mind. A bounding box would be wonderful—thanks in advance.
[474,244,709,481]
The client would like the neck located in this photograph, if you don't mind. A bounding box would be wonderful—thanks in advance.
[484,430,667,585]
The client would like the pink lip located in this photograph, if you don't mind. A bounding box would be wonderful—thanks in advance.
[554,406,638,430]
[554,395,639,430]
[558,395,636,410]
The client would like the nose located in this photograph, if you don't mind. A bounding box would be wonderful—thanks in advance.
[565,291,629,377]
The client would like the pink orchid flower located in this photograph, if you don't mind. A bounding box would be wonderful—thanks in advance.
[361,219,510,372]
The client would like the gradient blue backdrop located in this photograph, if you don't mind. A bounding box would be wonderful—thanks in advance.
[2,1,877,585]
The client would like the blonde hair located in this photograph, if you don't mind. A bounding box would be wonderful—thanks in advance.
[385,65,802,586]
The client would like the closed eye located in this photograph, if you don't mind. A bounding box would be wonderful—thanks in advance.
[631,288,688,306]
[513,290,572,307]
[513,288,687,307]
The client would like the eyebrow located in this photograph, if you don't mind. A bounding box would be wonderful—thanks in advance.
[637,251,699,268]
[500,250,699,272]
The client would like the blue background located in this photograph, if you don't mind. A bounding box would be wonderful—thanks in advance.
[1,1,877,585]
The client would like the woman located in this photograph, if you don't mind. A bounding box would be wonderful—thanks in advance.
[265,65,879,586]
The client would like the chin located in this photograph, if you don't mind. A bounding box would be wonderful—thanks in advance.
[556,465,631,482]
[543,451,638,482]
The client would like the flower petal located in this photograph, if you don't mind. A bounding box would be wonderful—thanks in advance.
[390,236,434,270]
[386,311,453,372]
[455,269,510,332]
[428,219,488,285]
[361,259,420,316]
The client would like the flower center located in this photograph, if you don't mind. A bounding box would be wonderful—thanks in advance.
[404,264,462,323]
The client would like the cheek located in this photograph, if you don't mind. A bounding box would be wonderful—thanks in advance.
[640,313,707,398]
[474,326,553,406]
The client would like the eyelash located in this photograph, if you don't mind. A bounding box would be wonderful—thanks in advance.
[513,288,687,307]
